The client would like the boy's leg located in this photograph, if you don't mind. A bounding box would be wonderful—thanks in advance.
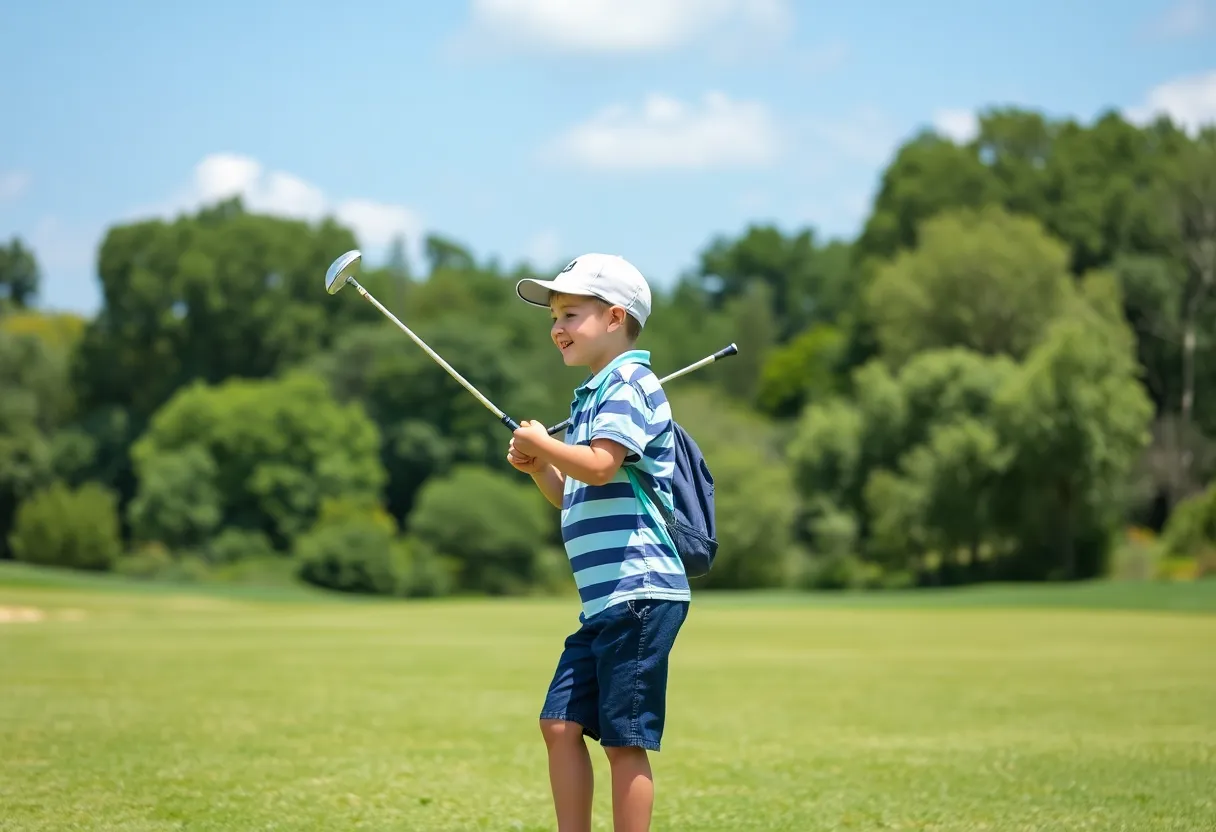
[603,746,653,832]
[540,719,593,832]
[539,617,604,832]
[592,599,690,832]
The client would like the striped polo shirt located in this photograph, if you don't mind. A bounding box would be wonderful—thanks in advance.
[560,349,691,619]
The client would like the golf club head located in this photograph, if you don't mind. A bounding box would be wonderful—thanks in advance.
[325,250,362,294]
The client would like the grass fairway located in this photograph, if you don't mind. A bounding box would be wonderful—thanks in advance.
[2,569,1214,831]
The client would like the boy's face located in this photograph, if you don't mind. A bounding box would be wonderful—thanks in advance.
[549,292,627,368]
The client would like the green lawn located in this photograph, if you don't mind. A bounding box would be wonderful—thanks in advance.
[2,568,1214,831]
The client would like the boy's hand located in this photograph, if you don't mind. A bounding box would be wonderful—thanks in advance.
[510,419,551,458]
[507,441,546,474]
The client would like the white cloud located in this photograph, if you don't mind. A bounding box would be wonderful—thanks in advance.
[333,199,425,249]
[192,153,327,219]
[1148,0,1209,39]
[0,170,31,202]
[1126,70,1216,133]
[548,92,781,171]
[458,0,791,55]
[145,153,425,254]
[932,108,980,144]
[23,157,427,315]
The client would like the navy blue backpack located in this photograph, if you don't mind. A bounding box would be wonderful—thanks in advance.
[624,421,719,579]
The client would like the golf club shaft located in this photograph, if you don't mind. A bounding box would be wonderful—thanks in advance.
[345,276,521,431]
[545,342,738,435]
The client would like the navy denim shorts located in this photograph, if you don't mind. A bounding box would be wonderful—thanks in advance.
[540,598,689,751]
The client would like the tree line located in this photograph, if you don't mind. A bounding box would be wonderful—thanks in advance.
[2,106,1214,596]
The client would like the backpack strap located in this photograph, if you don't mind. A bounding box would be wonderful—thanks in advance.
[588,368,680,555]
[622,464,679,554]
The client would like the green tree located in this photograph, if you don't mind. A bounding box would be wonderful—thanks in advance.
[0,326,84,556]
[789,397,867,529]
[638,278,736,388]
[858,133,1002,262]
[424,233,477,274]
[1165,130,1216,486]
[1040,113,1186,274]
[993,314,1154,579]
[310,319,553,522]
[72,199,382,424]
[695,224,856,340]
[890,418,1010,581]
[864,109,1188,274]
[756,324,845,418]
[865,206,1075,365]
[667,386,800,589]
[0,237,40,311]
[718,280,776,403]
[130,371,386,553]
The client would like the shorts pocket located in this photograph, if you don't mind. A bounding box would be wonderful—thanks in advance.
[625,599,650,622]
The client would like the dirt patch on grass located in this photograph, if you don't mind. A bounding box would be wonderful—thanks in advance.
[0,606,87,623]
[0,606,45,623]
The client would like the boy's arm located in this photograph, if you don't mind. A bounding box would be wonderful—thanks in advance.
[511,421,630,487]
[514,377,655,486]
[530,464,566,509]
[541,437,629,487]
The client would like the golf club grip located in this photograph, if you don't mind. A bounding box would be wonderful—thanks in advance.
[543,343,740,435]
[501,415,521,431]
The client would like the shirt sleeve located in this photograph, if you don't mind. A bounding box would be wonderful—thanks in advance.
[589,377,657,464]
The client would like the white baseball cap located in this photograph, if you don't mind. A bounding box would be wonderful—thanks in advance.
[515,253,652,328]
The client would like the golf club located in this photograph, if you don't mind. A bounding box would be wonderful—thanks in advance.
[324,249,739,436]
[326,249,524,431]
[544,343,738,435]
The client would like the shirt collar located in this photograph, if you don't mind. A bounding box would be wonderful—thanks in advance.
[576,349,651,394]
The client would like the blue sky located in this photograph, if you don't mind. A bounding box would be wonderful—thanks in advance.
[2,0,1215,315]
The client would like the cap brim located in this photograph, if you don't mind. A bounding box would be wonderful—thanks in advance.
[515,277,560,307]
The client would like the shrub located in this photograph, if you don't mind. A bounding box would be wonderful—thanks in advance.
[1107,527,1165,581]
[114,542,175,579]
[1161,485,1216,559]
[126,446,222,551]
[531,545,575,596]
[209,556,302,586]
[295,517,406,596]
[396,537,460,598]
[407,465,552,595]
[202,528,277,565]
[800,552,875,590]
[9,481,122,571]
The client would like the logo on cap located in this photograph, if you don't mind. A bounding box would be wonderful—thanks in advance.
[559,259,577,274]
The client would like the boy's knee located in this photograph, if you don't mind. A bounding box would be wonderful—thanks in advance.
[540,718,584,748]
[603,745,648,766]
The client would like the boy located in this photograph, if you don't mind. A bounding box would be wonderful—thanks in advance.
[505,253,690,832]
